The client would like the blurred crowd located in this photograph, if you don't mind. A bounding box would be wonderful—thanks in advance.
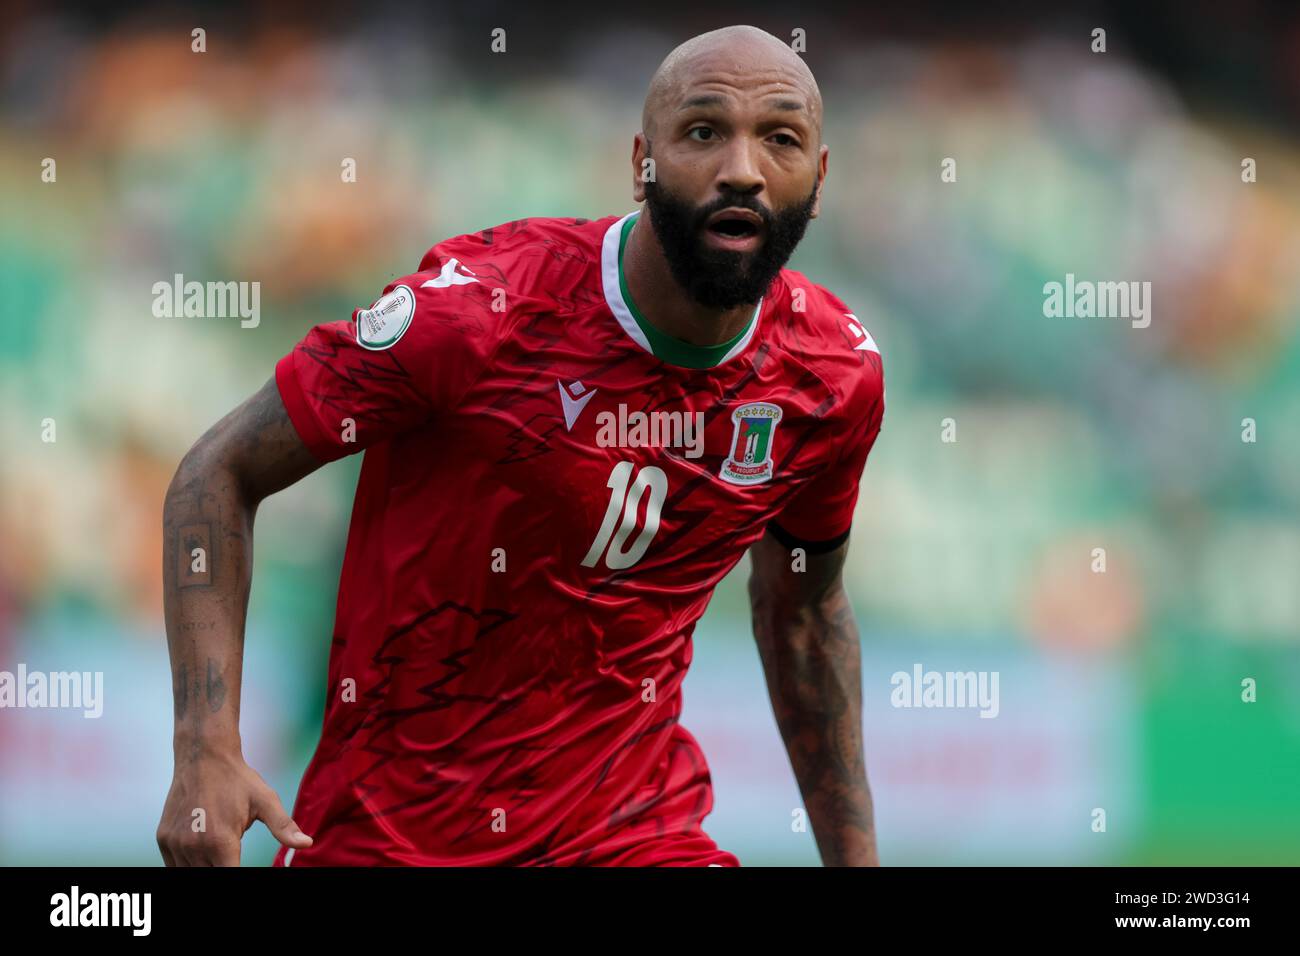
[4,13,1295,647]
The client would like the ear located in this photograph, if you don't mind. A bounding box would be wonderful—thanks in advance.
[632,133,649,203]
[810,144,829,219]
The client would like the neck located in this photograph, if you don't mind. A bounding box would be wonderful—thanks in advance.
[622,209,757,347]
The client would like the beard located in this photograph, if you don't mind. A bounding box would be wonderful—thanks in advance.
[642,175,819,311]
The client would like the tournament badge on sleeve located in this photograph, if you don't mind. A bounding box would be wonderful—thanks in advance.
[356,285,415,351]
[720,402,783,486]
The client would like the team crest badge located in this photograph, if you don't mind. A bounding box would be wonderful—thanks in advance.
[720,402,783,485]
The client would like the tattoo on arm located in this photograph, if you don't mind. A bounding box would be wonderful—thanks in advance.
[205,658,226,714]
[174,661,189,720]
[163,376,322,755]
[228,376,325,501]
[748,531,877,865]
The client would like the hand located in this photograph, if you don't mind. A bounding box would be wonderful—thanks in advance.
[157,749,312,866]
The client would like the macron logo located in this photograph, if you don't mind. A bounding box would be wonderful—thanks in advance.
[558,380,597,431]
[422,258,480,289]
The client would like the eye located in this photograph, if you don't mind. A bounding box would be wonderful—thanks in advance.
[770,132,800,147]
[687,126,717,142]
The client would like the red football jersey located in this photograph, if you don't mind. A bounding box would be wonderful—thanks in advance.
[271,212,884,866]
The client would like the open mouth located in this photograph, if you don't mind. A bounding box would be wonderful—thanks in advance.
[703,208,765,249]
[707,217,761,239]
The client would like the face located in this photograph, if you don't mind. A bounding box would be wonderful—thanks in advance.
[635,57,827,310]
[642,174,819,310]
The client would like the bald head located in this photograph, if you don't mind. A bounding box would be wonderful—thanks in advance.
[641,25,822,143]
[630,26,828,311]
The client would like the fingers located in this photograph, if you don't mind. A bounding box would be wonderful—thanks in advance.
[158,830,195,867]
[252,788,314,850]
[157,831,177,867]
[207,835,242,866]
[159,830,239,866]
[158,808,243,866]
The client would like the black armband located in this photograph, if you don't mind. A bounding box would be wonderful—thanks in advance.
[765,521,850,555]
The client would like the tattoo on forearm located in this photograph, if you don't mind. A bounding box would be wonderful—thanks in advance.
[774,592,875,863]
[750,535,878,864]
[174,661,190,720]
[164,378,320,753]
[205,658,226,714]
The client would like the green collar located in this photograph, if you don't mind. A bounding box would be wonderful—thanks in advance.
[615,211,761,369]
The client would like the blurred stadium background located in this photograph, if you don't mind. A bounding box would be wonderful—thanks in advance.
[1,2,1298,865]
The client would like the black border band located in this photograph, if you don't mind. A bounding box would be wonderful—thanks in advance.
[765,521,850,555]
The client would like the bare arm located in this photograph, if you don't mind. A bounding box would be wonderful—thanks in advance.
[747,529,878,866]
[158,376,323,866]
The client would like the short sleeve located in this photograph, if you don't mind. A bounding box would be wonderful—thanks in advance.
[275,245,514,463]
[768,360,885,552]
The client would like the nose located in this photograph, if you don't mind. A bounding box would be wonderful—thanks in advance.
[714,136,765,198]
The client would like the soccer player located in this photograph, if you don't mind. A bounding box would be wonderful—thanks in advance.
[157,24,884,866]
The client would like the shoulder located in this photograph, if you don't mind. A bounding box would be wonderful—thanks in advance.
[356,215,615,354]
[414,215,615,307]
[768,268,885,422]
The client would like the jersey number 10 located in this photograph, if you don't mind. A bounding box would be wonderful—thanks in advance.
[581,461,667,570]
